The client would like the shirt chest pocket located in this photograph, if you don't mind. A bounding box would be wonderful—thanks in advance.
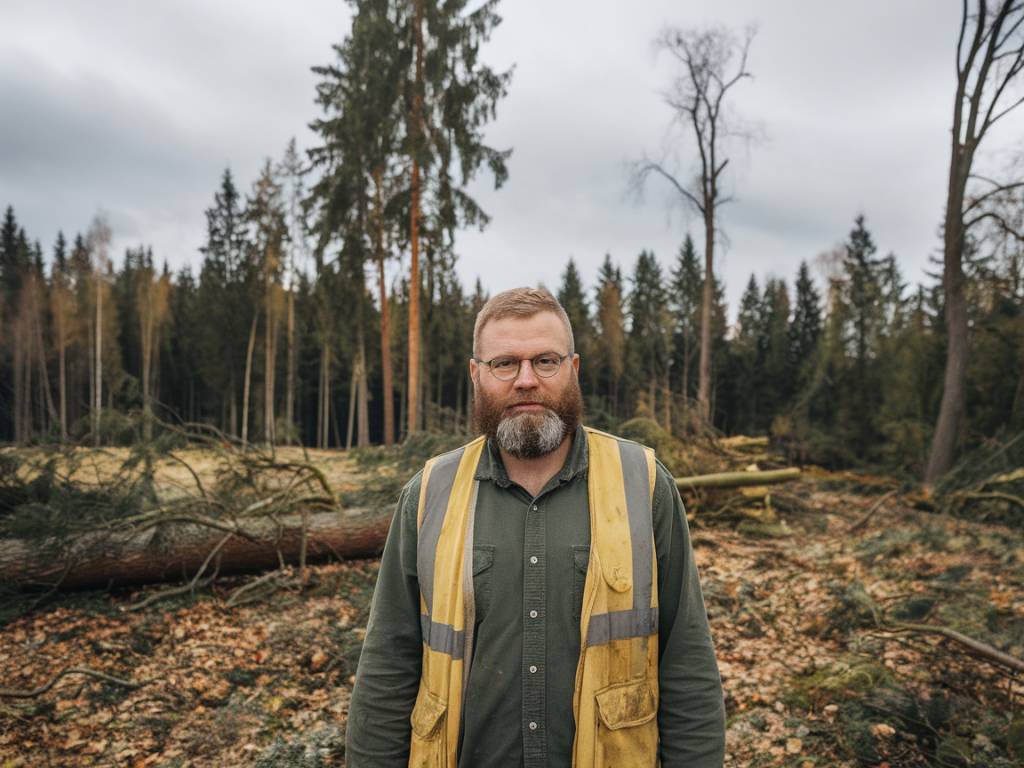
[572,545,590,620]
[472,545,496,620]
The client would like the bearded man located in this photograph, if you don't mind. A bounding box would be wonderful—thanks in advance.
[346,287,725,767]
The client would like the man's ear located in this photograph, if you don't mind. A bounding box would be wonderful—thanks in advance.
[571,353,580,376]
[469,357,478,382]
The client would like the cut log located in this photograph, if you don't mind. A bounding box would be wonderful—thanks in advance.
[0,508,391,591]
[676,467,800,489]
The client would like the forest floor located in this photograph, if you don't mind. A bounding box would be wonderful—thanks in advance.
[0,454,1022,767]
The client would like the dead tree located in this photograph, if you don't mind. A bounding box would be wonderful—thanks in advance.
[926,0,1024,484]
[635,25,754,425]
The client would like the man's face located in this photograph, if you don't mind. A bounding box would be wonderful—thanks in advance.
[470,311,583,459]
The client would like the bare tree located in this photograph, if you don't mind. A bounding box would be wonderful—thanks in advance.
[634,25,754,425]
[87,215,111,447]
[926,0,1024,484]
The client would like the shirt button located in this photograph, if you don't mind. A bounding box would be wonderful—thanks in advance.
[529,610,538,618]
[529,556,538,565]
[529,721,538,731]
[529,665,538,674]
[531,505,538,511]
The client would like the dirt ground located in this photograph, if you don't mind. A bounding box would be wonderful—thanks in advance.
[0,473,1021,767]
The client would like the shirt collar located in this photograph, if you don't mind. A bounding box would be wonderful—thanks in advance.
[474,423,589,488]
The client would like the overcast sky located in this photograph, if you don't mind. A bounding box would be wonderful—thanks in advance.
[3,1,1022,320]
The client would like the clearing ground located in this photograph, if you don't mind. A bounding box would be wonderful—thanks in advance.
[0,455,1021,766]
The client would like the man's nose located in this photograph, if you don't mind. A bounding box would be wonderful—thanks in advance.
[513,359,540,387]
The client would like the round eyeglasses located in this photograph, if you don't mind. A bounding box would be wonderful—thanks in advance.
[474,352,571,381]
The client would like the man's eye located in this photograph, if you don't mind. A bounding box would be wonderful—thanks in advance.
[492,358,516,369]
[535,355,559,366]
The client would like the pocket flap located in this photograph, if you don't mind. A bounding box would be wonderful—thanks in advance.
[410,687,447,739]
[472,545,495,576]
[595,680,657,730]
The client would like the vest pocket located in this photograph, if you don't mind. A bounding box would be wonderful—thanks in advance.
[409,686,448,767]
[594,679,658,768]
[572,545,590,620]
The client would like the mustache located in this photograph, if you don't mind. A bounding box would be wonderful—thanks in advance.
[504,397,556,409]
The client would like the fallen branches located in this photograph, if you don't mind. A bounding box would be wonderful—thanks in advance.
[878,622,1024,674]
[847,489,899,532]
[0,667,149,699]
[676,467,800,489]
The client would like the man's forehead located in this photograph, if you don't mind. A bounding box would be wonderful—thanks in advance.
[477,312,569,353]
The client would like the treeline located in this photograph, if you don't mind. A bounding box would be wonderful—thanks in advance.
[2,196,1022,475]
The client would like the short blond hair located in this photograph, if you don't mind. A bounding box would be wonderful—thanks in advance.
[473,287,575,358]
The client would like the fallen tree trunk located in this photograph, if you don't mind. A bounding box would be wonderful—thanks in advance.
[0,508,391,591]
[676,467,800,489]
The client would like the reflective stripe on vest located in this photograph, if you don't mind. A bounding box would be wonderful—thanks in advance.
[410,436,485,766]
[573,428,659,768]
[410,429,658,768]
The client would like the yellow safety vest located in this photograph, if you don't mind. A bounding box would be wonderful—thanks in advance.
[408,427,659,768]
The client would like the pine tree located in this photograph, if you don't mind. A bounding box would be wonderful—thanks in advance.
[627,251,670,424]
[593,255,626,419]
[198,169,247,435]
[789,261,822,374]
[557,258,592,382]
[402,0,511,435]
[841,214,885,458]
[669,235,702,408]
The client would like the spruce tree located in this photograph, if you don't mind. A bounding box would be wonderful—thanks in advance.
[669,235,702,407]
[557,258,592,386]
[593,255,626,419]
[627,250,670,424]
[198,169,247,435]
[789,261,821,372]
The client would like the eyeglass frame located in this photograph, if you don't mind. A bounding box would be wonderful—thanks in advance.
[472,351,574,381]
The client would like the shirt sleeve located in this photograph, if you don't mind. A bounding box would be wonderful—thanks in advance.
[345,472,424,767]
[653,460,726,766]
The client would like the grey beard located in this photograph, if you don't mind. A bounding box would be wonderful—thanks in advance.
[494,410,566,459]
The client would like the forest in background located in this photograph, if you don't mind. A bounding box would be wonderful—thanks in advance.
[1,191,1022,477]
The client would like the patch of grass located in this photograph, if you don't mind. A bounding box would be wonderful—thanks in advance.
[784,659,892,710]
[786,658,1019,767]
[226,666,259,687]
[254,722,345,768]
[737,520,793,539]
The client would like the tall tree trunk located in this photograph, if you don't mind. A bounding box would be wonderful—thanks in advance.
[30,281,57,429]
[357,332,370,448]
[94,272,102,447]
[374,168,394,446]
[141,291,153,442]
[286,287,295,445]
[241,310,258,449]
[925,172,969,484]
[12,316,23,443]
[407,0,425,437]
[662,371,671,433]
[229,378,238,438]
[698,209,714,425]
[318,341,331,450]
[264,281,275,446]
[682,331,690,431]
[87,315,94,444]
[346,364,357,451]
[57,309,67,441]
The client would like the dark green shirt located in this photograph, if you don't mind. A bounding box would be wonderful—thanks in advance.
[345,426,725,767]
